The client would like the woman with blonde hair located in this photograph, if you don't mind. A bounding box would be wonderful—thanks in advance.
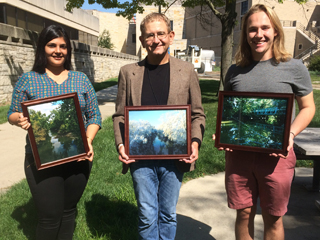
[214,4,315,240]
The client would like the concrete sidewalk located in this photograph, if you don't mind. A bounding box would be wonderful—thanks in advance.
[176,168,320,240]
[1,84,320,239]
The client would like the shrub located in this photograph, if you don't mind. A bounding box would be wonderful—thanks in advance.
[98,30,114,50]
[308,55,320,72]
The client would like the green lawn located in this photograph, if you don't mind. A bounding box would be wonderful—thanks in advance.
[92,78,118,92]
[310,71,320,83]
[0,104,10,124]
[0,79,319,239]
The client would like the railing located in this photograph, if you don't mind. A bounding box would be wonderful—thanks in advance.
[295,41,320,60]
[281,21,320,61]
[253,107,286,115]
[296,22,319,43]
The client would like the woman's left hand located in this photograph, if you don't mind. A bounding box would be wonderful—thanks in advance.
[78,124,100,162]
[78,138,94,162]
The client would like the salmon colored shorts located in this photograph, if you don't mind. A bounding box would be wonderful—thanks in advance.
[225,148,296,216]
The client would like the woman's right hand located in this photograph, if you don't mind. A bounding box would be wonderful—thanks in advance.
[11,113,31,130]
[118,144,136,164]
[212,134,233,152]
[18,113,31,130]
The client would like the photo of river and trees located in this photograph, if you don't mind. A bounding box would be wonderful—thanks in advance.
[129,109,187,156]
[220,96,289,150]
[27,98,85,164]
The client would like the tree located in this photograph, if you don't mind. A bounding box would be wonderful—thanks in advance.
[66,0,234,90]
[28,109,50,143]
[308,55,320,72]
[66,0,307,90]
[98,29,115,49]
[49,99,79,136]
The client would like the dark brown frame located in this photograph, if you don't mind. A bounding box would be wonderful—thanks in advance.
[215,91,294,154]
[125,105,191,160]
[21,92,89,170]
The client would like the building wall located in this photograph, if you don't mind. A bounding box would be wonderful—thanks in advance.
[87,10,136,54]
[284,27,297,56]
[259,0,319,28]
[184,0,320,62]
[0,0,99,36]
[294,30,316,56]
[184,5,224,65]
[0,24,139,103]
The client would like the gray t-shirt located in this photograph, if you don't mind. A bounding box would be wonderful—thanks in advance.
[225,58,313,96]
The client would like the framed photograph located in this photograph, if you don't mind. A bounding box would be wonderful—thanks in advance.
[125,105,191,160]
[215,91,294,154]
[21,92,89,170]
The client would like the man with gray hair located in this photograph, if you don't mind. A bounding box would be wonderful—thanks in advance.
[113,12,205,239]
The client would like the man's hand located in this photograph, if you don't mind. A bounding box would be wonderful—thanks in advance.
[212,134,233,152]
[181,141,199,164]
[269,133,294,159]
[118,144,136,164]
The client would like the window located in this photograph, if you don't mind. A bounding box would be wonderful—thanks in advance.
[6,4,15,26]
[27,12,44,32]
[298,44,303,50]
[241,1,249,16]
[0,4,6,23]
[132,33,136,43]
[240,1,249,29]
[17,8,26,29]
[170,20,173,31]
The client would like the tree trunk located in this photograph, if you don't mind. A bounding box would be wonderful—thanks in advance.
[218,0,237,92]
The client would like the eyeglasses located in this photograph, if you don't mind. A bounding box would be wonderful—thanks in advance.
[145,31,169,41]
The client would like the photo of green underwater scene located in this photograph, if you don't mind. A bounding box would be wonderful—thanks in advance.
[128,109,188,156]
[26,97,86,166]
[219,94,291,151]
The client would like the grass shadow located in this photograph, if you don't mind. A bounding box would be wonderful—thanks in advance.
[176,214,216,240]
[85,193,138,239]
[199,80,220,103]
[10,198,37,240]
[93,78,118,92]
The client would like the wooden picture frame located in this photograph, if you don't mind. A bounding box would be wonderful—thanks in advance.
[215,91,294,154]
[21,92,89,170]
[125,105,191,160]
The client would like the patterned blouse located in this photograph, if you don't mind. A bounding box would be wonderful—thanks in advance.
[8,71,102,153]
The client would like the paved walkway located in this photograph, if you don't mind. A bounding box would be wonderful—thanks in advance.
[176,168,320,240]
[1,84,320,239]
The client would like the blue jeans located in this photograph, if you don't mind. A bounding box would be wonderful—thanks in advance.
[130,160,183,240]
